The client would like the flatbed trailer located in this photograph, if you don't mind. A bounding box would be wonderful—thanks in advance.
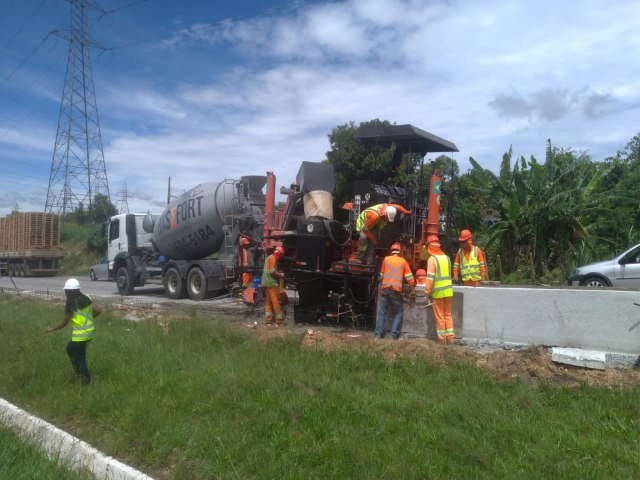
[0,213,65,277]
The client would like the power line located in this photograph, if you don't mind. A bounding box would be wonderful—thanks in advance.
[106,0,306,51]
[0,0,47,57]
[0,33,51,88]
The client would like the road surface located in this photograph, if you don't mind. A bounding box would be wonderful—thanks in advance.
[0,275,165,299]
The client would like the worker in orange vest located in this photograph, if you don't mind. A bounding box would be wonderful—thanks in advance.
[424,235,455,344]
[414,268,428,300]
[261,245,285,326]
[356,203,411,264]
[238,236,255,287]
[453,229,487,286]
[374,242,415,340]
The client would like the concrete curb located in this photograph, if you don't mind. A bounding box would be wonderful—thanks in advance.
[0,397,154,480]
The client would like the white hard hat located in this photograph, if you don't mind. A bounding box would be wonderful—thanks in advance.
[64,278,81,290]
[385,205,397,222]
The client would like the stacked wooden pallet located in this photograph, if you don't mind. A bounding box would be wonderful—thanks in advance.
[0,213,61,251]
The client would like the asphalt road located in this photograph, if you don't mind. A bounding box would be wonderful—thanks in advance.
[0,275,165,299]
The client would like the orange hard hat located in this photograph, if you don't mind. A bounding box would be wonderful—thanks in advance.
[415,269,427,277]
[427,234,439,244]
[240,237,250,246]
[390,242,401,253]
[274,246,284,256]
[459,229,472,241]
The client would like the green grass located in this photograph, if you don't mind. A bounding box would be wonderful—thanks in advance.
[0,295,639,479]
[0,424,93,479]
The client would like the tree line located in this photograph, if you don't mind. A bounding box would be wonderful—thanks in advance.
[324,119,640,284]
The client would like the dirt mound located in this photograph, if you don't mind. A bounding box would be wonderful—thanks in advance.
[116,306,639,389]
[250,323,640,388]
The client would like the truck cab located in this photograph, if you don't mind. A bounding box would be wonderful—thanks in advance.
[107,213,158,294]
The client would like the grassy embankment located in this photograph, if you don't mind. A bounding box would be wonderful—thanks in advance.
[0,425,92,479]
[58,220,104,277]
[0,295,638,479]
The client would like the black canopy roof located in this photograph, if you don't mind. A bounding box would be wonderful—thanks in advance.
[355,124,458,155]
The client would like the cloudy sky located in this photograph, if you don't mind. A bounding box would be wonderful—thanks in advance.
[1,0,638,217]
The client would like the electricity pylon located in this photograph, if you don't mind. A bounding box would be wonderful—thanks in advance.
[116,182,130,214]
[45,0,110,217]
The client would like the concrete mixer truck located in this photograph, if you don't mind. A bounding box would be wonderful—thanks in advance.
[107,175,269,300]
[106,162,349,302]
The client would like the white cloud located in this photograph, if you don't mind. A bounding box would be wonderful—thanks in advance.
[2,0,640,217]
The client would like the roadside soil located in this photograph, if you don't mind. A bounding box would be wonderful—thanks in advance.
[116,304,640,389]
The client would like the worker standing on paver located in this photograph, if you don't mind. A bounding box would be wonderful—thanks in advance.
[262,246,285,326]
[453,229,487,286]
[424,235,455,344]
[356,203,411,264]
[46,278,101,385]
[374,243,415,340]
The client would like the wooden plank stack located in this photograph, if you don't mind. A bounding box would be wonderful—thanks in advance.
[0,212,61,252]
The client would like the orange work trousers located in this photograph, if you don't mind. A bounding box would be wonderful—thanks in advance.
[432,296,454,343]
[264,286,284,324]
[462,279,481,287]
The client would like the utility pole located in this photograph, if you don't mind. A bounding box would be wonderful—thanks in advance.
[45,0,110,217]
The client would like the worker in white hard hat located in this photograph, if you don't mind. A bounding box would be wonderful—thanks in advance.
[355,203,410,264]
[46,278,102,385]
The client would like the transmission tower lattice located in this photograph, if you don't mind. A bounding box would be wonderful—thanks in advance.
[115,182,130,214]
[45,0,110,216]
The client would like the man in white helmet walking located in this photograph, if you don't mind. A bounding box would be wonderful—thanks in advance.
[355,203,410,264]
[47,278,102,385]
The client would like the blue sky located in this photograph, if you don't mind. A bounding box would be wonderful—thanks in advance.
[1,0,639,217]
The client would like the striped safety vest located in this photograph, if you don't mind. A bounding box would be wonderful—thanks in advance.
[428,254,453,298]
[261,254,279,287]
[458,247,482,281]
[379,254,414,292]
[356,204,387,233]
[71,299,95,342]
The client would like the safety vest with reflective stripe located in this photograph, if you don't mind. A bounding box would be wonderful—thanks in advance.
[379,254,415,292]
[71,300,95,342]
[356,204,387,233]
[458,246,482,281]
[261,254,279,287]
[427,254,453,298]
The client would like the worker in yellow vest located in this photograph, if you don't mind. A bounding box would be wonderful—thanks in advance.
[356,203,410,264]
[46,278,101,385]
[453,229,487,286]
[375,242,415,339]
[424,235,455,344]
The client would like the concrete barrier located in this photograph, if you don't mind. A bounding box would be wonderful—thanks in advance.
[399,286,640,355]
[0,397,154,480]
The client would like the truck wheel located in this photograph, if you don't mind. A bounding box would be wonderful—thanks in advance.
[116,266,135,296]
[187,267,209,300]
[164,267,186,299]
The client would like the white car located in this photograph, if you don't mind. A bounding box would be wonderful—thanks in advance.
[568,243,640,287]
[89,257,111,281]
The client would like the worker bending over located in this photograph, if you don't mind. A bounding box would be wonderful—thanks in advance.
[356,203,410,264]
[453,229,487,286]
[424,235,455,344]
[375,242,415,340]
